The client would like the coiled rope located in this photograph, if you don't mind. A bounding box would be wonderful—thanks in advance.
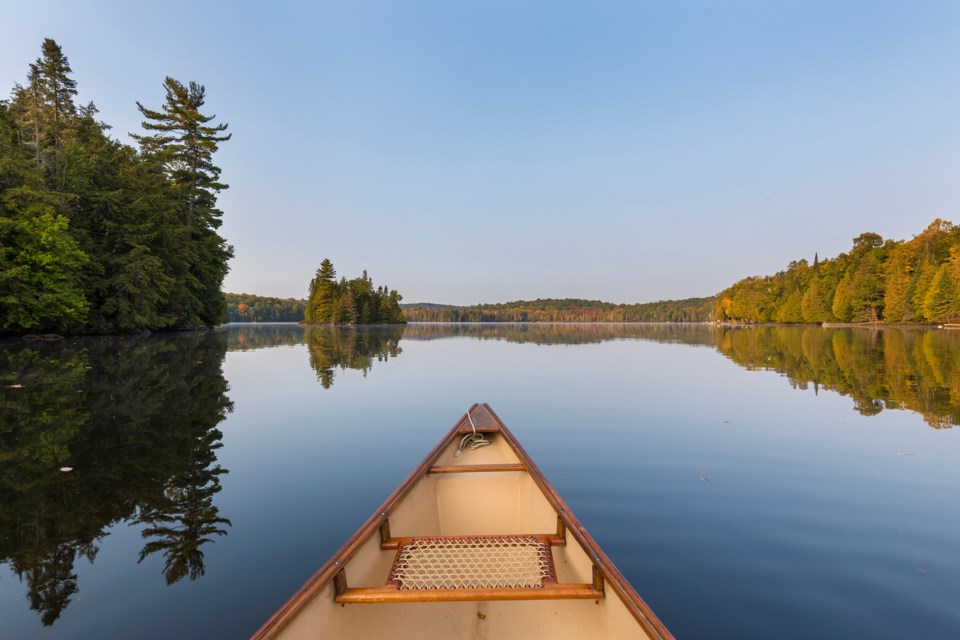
[454,408,491,457]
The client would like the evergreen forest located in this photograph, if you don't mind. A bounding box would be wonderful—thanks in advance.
[0,39,232,334]
[304,259,405,324]
[715,220,960,324]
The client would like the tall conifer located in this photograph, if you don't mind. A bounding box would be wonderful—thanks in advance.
[37,39,78,157]
[133,78,233,326]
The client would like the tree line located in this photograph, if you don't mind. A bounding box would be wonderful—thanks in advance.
[402,296,715,323]
[225,292,305,322]
[1,39,232,334]
[715,220,960,324]
[304,259,405,324]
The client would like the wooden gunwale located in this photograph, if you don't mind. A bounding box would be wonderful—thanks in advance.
[250,404,483,640]
[251,403,675,640]
[482,404,675,640]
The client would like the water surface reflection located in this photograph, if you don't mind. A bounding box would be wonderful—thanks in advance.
[224,322,960,428]
[0,333,232,625]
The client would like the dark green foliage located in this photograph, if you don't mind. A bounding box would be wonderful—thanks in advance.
[305,259,337,323]
[0,181,88,331]
[304,259,405,325]
[225,293,306,322]
[132,77,233,327]
[0,40,233,334]
[403,297,716,323]
[715,220,960,324]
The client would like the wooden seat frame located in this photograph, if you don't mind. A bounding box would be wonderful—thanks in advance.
[333,512,605,604]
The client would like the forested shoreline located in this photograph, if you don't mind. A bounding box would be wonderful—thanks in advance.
[0,39,232,334]
[402,296,715,323]
[229,218,959,329]
[715,220,960,324]
[225,293,305,323]
[7,38,949,336]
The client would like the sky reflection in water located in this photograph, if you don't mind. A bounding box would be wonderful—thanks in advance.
[1,323,958,639]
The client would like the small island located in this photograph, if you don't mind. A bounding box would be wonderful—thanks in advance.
[303,259,405,325]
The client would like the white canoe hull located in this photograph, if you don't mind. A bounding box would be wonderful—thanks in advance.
[252,404,673,640]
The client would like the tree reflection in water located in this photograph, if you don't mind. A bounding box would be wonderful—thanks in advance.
[6,322,954,625]
[304,326,403,389]
[0,332,232,625]
[238,322,960,427]
[712,325,960,428]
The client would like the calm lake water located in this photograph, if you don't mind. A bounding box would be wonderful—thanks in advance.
[1,323,959,639]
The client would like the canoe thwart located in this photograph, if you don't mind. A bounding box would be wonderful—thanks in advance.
[428,463,526,474]
[380,532,567,551]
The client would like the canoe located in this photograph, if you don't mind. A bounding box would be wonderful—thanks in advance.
[251,404,674,640]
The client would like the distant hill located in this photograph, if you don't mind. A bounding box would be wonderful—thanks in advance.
[401,302,459,310]
[402,297,715,323]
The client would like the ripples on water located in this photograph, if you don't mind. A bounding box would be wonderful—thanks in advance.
[1,324,957,639]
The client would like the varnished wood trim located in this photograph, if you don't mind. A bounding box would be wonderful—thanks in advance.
[484,404,675,640]
[455,425,500,434]
[250,405,487,640]
[380,533,565,551]
[333,569,347,596]
[592,565,605,595]
[428,463,525,474]
[335,583,604,604]
[378,519,391,546]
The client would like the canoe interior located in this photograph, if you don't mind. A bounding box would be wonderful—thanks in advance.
[253,405,672,640]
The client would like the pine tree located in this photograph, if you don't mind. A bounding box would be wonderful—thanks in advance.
[133,78,233,326]
[37,39,78,158]
[11,65,45,167]
[339,288,358,324]
[306,259,338,323]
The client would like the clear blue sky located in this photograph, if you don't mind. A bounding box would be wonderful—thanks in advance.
[3,1,958,304]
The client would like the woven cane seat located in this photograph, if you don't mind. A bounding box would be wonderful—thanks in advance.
[388,535,556,590]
